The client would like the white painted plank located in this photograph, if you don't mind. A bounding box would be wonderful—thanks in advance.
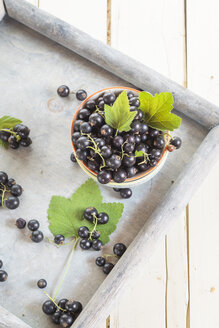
[0,0,5,21]
[111,0,184,84]
[110,1,187,327]
[25,0,38,6]
[39,0,107,43]
[187,0,219,105]
[188,160,219,328]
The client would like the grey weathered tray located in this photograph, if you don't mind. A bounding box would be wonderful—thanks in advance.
[0,0,219,327]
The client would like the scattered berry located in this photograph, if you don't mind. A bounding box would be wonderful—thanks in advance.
[57,85,70,97]
[70,153,77,163]
[84,207,98,222]
[78,226,90,239]
[16,218,26,229]
[113,243,127,257]
[0,260,2,269]
[120,188,132,199]
[42,300,56,315]
[65,300,82,314]
[59,314,74,328]
[31,230,44,243]
[103,263,114,275]
[54,234,65,245]
[95,257,105,267]
[5,196,19,210]
[76,89,87,101]
[92,239,103,251]
[27,219,40,231]
[0,270,8,282]
[97,212,109,224]
[170,136,182,149]
[80,239,92,250]
[58,299,68,310]
[37,279,47,289]
[10,184,23,197]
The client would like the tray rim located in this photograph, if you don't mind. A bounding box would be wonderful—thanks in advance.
[0,1,219,327]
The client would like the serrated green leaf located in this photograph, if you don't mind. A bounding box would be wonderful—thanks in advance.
[0,139,8,149]
[104,91,137,132]
[48,179,124,245]
[135,150,145,157]
[0,116,22,130]
[139,91,181,131]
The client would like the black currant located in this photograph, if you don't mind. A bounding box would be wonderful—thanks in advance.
[101,145,112,159]
[113,188,121,192]
[96,256,106,267]
[72,131,81,144]
[134,109,143,121]
[5,196,19,210]
[100,124,113,137]
[76,89,87,101]
[76,149,88,161]
[70,153,77,163]
[97,170,112,184]
[65,300,82,314]
[90,230,100,239]
[8,136,19,149]
[78,226,90,239]
[154,136,165,149]
[7,178,15,188]
[27,220,40,231]
[103,92,116,104]
[20,137,32,147]
[78,108,90,121]
[106,154,121,169]
[140,123,149,134]
[88,160,99,172]
[31,230,44,243]
[51,311,61,325]
[170,137,182,149]
[73,120,83,132]
[84,207,98,221]
[54,234,65,245]
[59,314,74,328]
[134,134,141,145]
[98,100,105,109]
[113,169,127,183]
[76,136,90,150]
[127,91,134,99]
[0,131,10,142]
[97,212,109,224]
[0,270,8,282]
[149,128,159,138]
[16,218,26,229]
[129,97,140,107]
[126,166,138,177]
[92,239,103,251]
[120,188,132,199]
[57,85,70,97]
[13,124,30,138]
[123,142,135,153]
[135,143,149,155]
[126,135,135,144]
[138,163,149,171]
[0,171,8,184]
[89,113,104,127]
[113,136,124,149]
[80,239,92,250]
[150,149,162,159]
[113,243,127,257]
[141,134,147,143]
[58,299,68,310]
[0,260,2,269]
[150,159,158,167]
[130,105,138,112]
[103,263,114,274]
[42,300,56,315]
[80,122,92,134]
[95,138,105,148]
[122,155,136,168]
[37,279,47,289]
[10,184,22,197]
[86,99,96,110]
[131,120,141,133]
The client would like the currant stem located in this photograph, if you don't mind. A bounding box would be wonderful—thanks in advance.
[89,216,98,240]
[1,184,7,208]
[103,254,119,260]
[43,291,66,312]
[52,236,79,301]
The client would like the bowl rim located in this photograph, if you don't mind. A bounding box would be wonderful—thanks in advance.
[71,86,169,183]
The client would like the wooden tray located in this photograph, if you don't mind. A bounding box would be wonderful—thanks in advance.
[0,1,219,327]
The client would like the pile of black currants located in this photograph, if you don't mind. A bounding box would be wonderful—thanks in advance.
[0,123,32,149]
[78,207,109,251]
[42,298,82,327]
[0,260,8,283]
[16,218,44,243]
[0,171,23,209]
[96,243,127,275]
[72,90,182,185]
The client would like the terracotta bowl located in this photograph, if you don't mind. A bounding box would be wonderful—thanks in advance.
[71,86,169,187]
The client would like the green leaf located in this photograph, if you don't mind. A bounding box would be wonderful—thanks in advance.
[139,92,182,131]
[0,139,8,149]
[135,150,145,157]
[104,91,137,132]
[0,116,22,130]
[48,179,124,245]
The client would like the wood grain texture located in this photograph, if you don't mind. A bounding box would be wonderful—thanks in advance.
[0,306,31,328]
[4,0,219,129]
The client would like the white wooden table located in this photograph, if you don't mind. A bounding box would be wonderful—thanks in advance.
[21,1,219,326]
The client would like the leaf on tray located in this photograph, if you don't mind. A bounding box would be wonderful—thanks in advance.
[139,91,182,131]
[0,139,8,149]
[104,90,137,132]
[0,115,22,130]
[48,179,124,245]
